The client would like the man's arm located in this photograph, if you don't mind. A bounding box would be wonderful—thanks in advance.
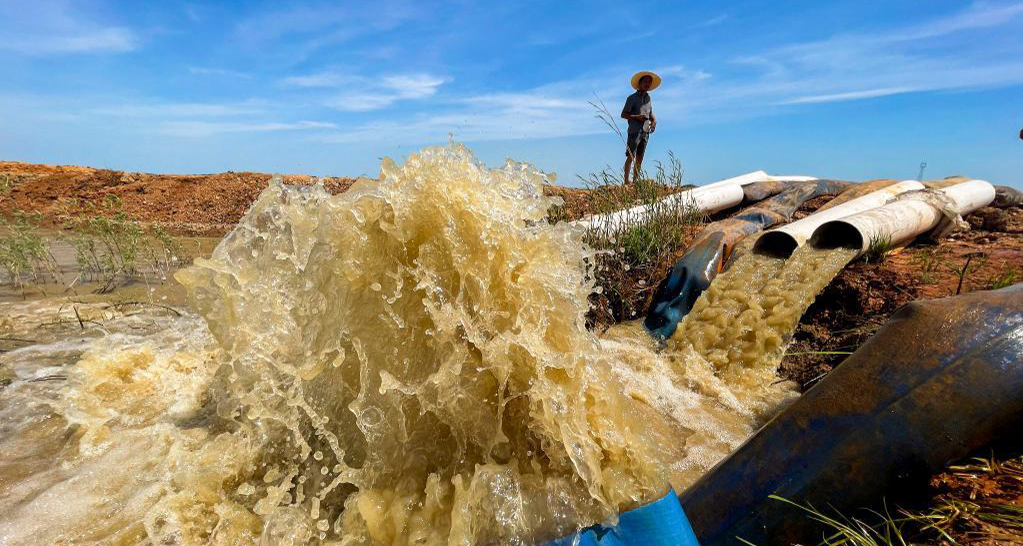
[650,110,657,132]
[621,96,648,122]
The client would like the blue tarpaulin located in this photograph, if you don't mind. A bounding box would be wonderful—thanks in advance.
[547,491,700,546]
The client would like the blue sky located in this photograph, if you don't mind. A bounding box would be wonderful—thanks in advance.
[1,0,1021,187]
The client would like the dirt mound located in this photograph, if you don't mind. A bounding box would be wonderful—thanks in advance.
[1,161,608,237]
[0,161,357,235]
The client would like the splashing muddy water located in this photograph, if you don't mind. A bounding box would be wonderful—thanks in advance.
[672,244,858,412]
[0,145,847,545]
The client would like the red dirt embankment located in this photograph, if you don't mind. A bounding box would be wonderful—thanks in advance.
[0,161,357,235]
[0,160,599,236]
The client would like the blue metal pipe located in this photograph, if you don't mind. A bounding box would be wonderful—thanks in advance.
[678,284,1023,545]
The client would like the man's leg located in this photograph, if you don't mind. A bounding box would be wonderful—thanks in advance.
[632,133,648,183]
[624,133,638,186]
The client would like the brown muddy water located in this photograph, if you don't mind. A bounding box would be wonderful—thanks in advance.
[0,145,855,545]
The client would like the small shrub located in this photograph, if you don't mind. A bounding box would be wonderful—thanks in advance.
[57,195,181,291]
[0,210,60,287]
[576,153,705,325]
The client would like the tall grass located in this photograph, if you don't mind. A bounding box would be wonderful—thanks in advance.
[577,154,705,325]
[56,195,180,292]
[766,454,1023,545]
[768,495,917,546]
[0,210,61,287]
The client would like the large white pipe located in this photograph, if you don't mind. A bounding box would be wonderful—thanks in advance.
[753,180,925,257]
[698,170,819,191]
[573,171,819,231]
[572,183,744,231]
[809,180,995,257]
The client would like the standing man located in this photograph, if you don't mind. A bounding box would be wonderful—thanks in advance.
[621,70,661,186]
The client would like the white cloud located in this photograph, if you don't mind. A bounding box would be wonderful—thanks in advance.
[284,71,448,111]
[91,101,266,118]
[698,14,729,28]
[189,67,252,79]
[232,1,419,59]
[0,0,138,54]
[0,26,136,54]
[654,0,1023,114]
[896,1,1023,40]
[381,74,446,99]
[159,120,336,137]
[282,73,350,87]
[324,93,402,112]
[780,87,917,105]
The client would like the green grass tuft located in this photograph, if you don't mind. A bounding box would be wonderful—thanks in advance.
[862,233,894,264]
[575,153,705,324]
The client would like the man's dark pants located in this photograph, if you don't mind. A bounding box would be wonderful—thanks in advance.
[627,131,649,158]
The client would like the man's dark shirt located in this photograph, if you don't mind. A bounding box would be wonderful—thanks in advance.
[623,91,653,134]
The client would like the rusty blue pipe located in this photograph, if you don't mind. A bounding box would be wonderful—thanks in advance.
[678,284,1023,545]
[645,179,851,339]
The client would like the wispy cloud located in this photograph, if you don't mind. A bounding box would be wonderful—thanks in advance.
[232,1,420,59]
[380,74,446,99]
[284,71,448,111]
[90,101,266,118]
[698,14,729,28]
[189,66,252,79]
[159,120,336,137]
[311,0,1023,146]
[663,0,1023,113]
[281,72,352,87]
[0,25,137,54]
[316,76,612,144]
[0,0,138,54]
[781,87,917,105]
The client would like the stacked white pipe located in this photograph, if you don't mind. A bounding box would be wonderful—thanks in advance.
[572,171,818,231]
[809,180,996,257]
[754,180,925,257]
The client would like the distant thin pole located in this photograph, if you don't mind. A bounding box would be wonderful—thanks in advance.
[917,161,927,181]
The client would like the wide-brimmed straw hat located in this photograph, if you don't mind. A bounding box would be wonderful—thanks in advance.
[630,70,661,90]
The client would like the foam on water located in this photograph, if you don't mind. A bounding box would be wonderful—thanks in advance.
[0,144,845,545]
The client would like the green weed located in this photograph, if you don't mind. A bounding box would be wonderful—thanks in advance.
[767,454,1023,545]
[983,264,1019,291]
[0,211,60,287]
[862,233,894,264]
[769,495,916,546]
[910,455,1023,543]
[947,252,987,295]
[56,196,181,292]
[911,248,945,285]
[578,153,705,324]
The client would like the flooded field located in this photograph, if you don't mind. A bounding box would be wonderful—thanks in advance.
[0,145,852,545]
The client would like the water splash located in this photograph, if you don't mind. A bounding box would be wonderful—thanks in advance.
[0,144,826,545]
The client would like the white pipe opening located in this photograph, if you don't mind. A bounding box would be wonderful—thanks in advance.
[809,180,996,257]
[753,180,925,257]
